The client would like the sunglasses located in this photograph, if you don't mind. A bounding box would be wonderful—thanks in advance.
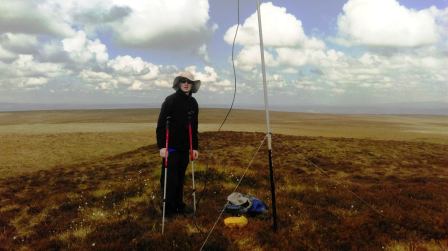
[179,78,193,84]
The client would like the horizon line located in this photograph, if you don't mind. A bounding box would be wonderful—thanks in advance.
[0,102,447,115]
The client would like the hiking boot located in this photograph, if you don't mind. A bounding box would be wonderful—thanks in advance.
[161,205,177,218]
[165,210,177,218]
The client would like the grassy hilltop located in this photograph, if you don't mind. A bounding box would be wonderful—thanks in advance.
[1,108,447,178]
[0,109,447,250]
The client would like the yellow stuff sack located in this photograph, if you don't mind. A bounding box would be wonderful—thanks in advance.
[224,216,248,228]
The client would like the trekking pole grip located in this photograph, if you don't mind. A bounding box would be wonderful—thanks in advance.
[187,111,194,121]
[187,112,194,161]
[164,116,171,167]
[166,116,171,127]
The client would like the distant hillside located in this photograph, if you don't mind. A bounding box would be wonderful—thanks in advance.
[1,102,447,115]
[0,102,159,112]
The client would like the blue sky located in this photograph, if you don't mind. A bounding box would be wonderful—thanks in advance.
[0,0,447,111]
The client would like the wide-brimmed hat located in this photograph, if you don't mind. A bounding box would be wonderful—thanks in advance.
[172,71,201,93]
[227,192,251,206]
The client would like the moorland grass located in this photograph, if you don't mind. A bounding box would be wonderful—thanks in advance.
[1,131,447,250]
[1,109,448,250]
[1,108,447,178]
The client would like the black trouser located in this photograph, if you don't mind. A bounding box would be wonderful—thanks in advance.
[160,150,189,214]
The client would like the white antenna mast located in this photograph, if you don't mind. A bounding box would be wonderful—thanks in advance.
[256,0,278,231]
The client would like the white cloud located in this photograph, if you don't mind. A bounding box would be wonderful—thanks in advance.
[182,65,238,93]
[128,80,144,91]
[233,39,335,72]
[185,65,218,82]
[68,1,132,25]
[303,37,326,50]
[224,2,328,72]
[0,45,15,60]
[107,55,159,78]
[337,0,442,47]
[295,81,323,91]
[302,48,448,101]
[331,88,346,94]
[214,80,232,87]
[96,81,117,90]
[21,77,48,87]
[276,48,345,68]
[109,0,213,50]
[39,41,68,62]
[0,0,446,106]
[275,48,307,67]
[155,79,171,88]
[224,2,306,47]
[266,74,287,89]
[0,33,38,54]
[13,55,69,77]
[62,31,108,64]
[281,68,299,74]
[0,1,75,37]
[0,0,217,95]
[434,7,448,49]
[78,55,162,91]
[220,1,447,104]
[0,54,70,89]
[79,69,114,83]
[234,46,277,71]
[0,33,40,60]
[197,44,210,62]
[0,0,214,54]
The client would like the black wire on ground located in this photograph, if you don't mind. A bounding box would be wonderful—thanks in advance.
[199,135,267,251]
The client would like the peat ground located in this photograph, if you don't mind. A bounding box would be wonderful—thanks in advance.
[1,131,447,250]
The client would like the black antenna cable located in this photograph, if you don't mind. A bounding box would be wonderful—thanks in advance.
[218,0,240,131]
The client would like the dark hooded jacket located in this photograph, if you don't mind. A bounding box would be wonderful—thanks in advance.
[156,89,199,151]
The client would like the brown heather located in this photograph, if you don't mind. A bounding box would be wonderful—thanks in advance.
[0,109,447,250]
[0,130,447,250]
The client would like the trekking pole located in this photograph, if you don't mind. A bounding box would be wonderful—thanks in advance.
[162,116,171,234]
[188,111,197,215]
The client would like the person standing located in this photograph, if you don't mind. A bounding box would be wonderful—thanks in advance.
[156,71,200,216]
